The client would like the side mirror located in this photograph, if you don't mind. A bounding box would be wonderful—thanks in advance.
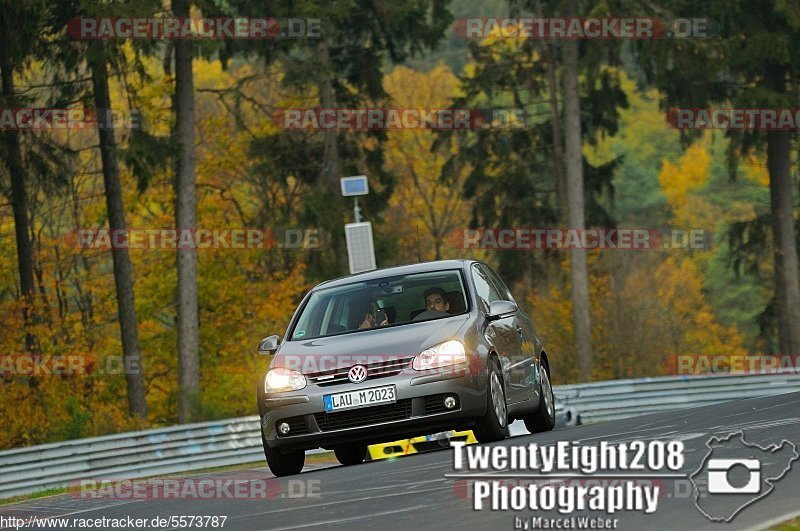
[258,335,280,355]
[486,300,517,321]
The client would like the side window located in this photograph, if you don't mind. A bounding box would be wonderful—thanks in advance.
[471,265,503,312]
[483,265,513,302]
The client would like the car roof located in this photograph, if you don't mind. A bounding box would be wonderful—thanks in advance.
[314,259,478,290]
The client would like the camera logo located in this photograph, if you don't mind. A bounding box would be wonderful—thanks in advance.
[690,431,797,522]
[707,458,760,494]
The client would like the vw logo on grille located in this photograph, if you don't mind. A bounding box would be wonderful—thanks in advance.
[348,365,368,383]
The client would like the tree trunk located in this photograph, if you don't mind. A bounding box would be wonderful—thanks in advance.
[317,39,349,275]
[88,42,148,419]
[767,130,800,355]
[763,63,800,355]
[173,0,200,423]
[536,0,567,220]
[562,0,593,379]
[0,23,39,358]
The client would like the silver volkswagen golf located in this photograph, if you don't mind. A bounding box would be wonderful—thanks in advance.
[256,259,555,476]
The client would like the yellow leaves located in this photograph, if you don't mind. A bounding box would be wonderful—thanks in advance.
[384,64,459,108]
[0,53,315,445]
[381,64,473,261]
[658,142,710,207]
[0,386,48,449]
[741,153,770,186]
[528,285,574,367]
[193,60,231,91]
[477,22,541,64]
[658,140,721,233]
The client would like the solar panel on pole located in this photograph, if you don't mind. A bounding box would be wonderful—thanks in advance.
[340,175,369,196]
[345,222,376,274]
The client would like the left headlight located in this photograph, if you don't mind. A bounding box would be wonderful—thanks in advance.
[412,340,466,371]
[264,367,307,393]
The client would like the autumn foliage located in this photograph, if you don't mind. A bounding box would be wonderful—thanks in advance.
[0,56,770,449]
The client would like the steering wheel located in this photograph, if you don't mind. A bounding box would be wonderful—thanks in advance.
[411,309,450,322]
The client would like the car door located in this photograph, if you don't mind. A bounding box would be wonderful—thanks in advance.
[471,264,526,404]
[482,264,540,404]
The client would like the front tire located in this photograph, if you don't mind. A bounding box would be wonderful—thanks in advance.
[474,357,508,443]
[334,444,368,466]
[262,433,305,476]
[523,362,556,433]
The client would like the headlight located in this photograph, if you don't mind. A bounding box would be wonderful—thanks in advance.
[413,340,466,371]
[264,368,306,393]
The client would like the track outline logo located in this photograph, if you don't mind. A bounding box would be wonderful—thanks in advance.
[690,431,798,522]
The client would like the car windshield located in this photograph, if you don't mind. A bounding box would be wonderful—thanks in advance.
[289,269,469,340]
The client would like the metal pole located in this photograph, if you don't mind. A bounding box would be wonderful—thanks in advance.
[354,197,362,223]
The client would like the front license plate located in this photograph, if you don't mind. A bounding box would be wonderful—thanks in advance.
[324,385,396,412]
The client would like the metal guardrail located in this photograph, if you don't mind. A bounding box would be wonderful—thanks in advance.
[0,417,269,499]
[2,372,799,499]
[556,371,800,424]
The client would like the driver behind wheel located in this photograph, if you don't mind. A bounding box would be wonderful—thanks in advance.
[423,287,451,313]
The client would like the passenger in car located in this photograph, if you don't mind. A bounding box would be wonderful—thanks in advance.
[358,302,391,329]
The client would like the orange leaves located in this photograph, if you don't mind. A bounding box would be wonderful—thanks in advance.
[654,256,746,357]
[525,252,746,383]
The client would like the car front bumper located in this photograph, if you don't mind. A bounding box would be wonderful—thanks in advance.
[261,368,487,452]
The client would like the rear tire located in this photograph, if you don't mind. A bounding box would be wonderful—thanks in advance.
[474,357,508,443]
[334,444,368,466]
[523,362,556,433]
[262,433,305,476]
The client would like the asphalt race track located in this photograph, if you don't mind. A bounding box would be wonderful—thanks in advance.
[3,392,800,531]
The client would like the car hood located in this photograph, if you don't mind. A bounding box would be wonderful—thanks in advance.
[272,314,471,373]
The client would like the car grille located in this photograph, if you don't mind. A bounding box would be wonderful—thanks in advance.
[314,399,413,431]
[276,415,310,436]
[306,355,415,386]
[423,394,461,415]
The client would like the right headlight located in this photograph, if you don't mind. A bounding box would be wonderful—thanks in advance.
[264,367,307,393]
[412,340,467,371]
